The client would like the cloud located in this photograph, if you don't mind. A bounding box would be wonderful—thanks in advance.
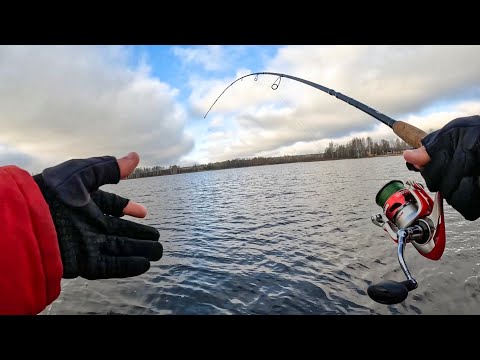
[4,45,480,173]
[0,45,193,173]
[192,45,480,161]
[172,45,226,71]
[200,100,480,163]
[172,45,260,75]
[208,116,224,128]
[0,144,36,170]
[0,143,60,175]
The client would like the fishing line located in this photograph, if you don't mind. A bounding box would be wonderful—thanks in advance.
[264,77,310,133]
[263,76,325,152]
[219,74,316,140]
[208,73,332,152]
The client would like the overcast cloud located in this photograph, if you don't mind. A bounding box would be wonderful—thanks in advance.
[2,45,480,172]
[0,45,193,173]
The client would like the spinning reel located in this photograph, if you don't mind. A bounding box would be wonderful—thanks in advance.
[204,71,447,306]
[368,180,446,305]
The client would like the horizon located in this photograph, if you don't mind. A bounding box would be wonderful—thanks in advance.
[133,134,408,170]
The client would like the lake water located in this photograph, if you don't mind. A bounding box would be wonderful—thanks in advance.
[41,155,480,315]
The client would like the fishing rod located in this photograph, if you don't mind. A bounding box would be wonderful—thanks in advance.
[204,71,427,148]
[205,72,446,306]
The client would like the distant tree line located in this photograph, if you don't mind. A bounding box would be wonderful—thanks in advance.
[323,136,410,159]
[126,136,412,180]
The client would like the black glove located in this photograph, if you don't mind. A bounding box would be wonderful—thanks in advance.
[33,155,163,279]
[407,115,480,220]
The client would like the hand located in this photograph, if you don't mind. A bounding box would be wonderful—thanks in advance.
[403,115,480,220]
[33,152,163,279]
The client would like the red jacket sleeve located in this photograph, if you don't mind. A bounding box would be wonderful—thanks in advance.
[0,165,63,315]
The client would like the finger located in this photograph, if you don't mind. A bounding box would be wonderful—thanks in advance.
[104,236,163,261]
[91,256,151,279]
[91,190,130,217]
[403,146,431,169]
[106,216,160,240]
[117,152,140,179]
[92,190,147,218]
[123,201,147,218]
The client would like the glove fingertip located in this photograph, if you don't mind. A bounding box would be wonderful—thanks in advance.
[126,257,151,277]
[152,228,160,241]
[151,242,163,261]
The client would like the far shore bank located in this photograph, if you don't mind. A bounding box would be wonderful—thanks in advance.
[126,152,405,180]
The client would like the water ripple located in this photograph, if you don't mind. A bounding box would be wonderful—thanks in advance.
[42,156,480,315]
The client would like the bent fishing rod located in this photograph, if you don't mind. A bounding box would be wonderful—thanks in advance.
[204,72,427,148]
[205,72,446,306]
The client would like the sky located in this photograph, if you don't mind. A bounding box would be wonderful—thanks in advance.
[1,45,480,174]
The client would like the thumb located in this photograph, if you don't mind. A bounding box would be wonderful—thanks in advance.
[117,152,140,179]
[403,146,431,170]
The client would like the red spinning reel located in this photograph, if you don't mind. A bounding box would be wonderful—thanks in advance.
[368,180,446,305]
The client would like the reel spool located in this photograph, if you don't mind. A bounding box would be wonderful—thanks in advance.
[368,180,446,305]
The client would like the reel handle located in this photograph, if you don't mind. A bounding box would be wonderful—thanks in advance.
[392,121,427,149]
[367,226,421,305]
[401,279,418,291]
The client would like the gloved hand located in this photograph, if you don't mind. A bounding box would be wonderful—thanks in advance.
[404,115,480,220]
[33,152,163,279]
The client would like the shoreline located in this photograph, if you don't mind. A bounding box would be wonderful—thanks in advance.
[126,152,405,180]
